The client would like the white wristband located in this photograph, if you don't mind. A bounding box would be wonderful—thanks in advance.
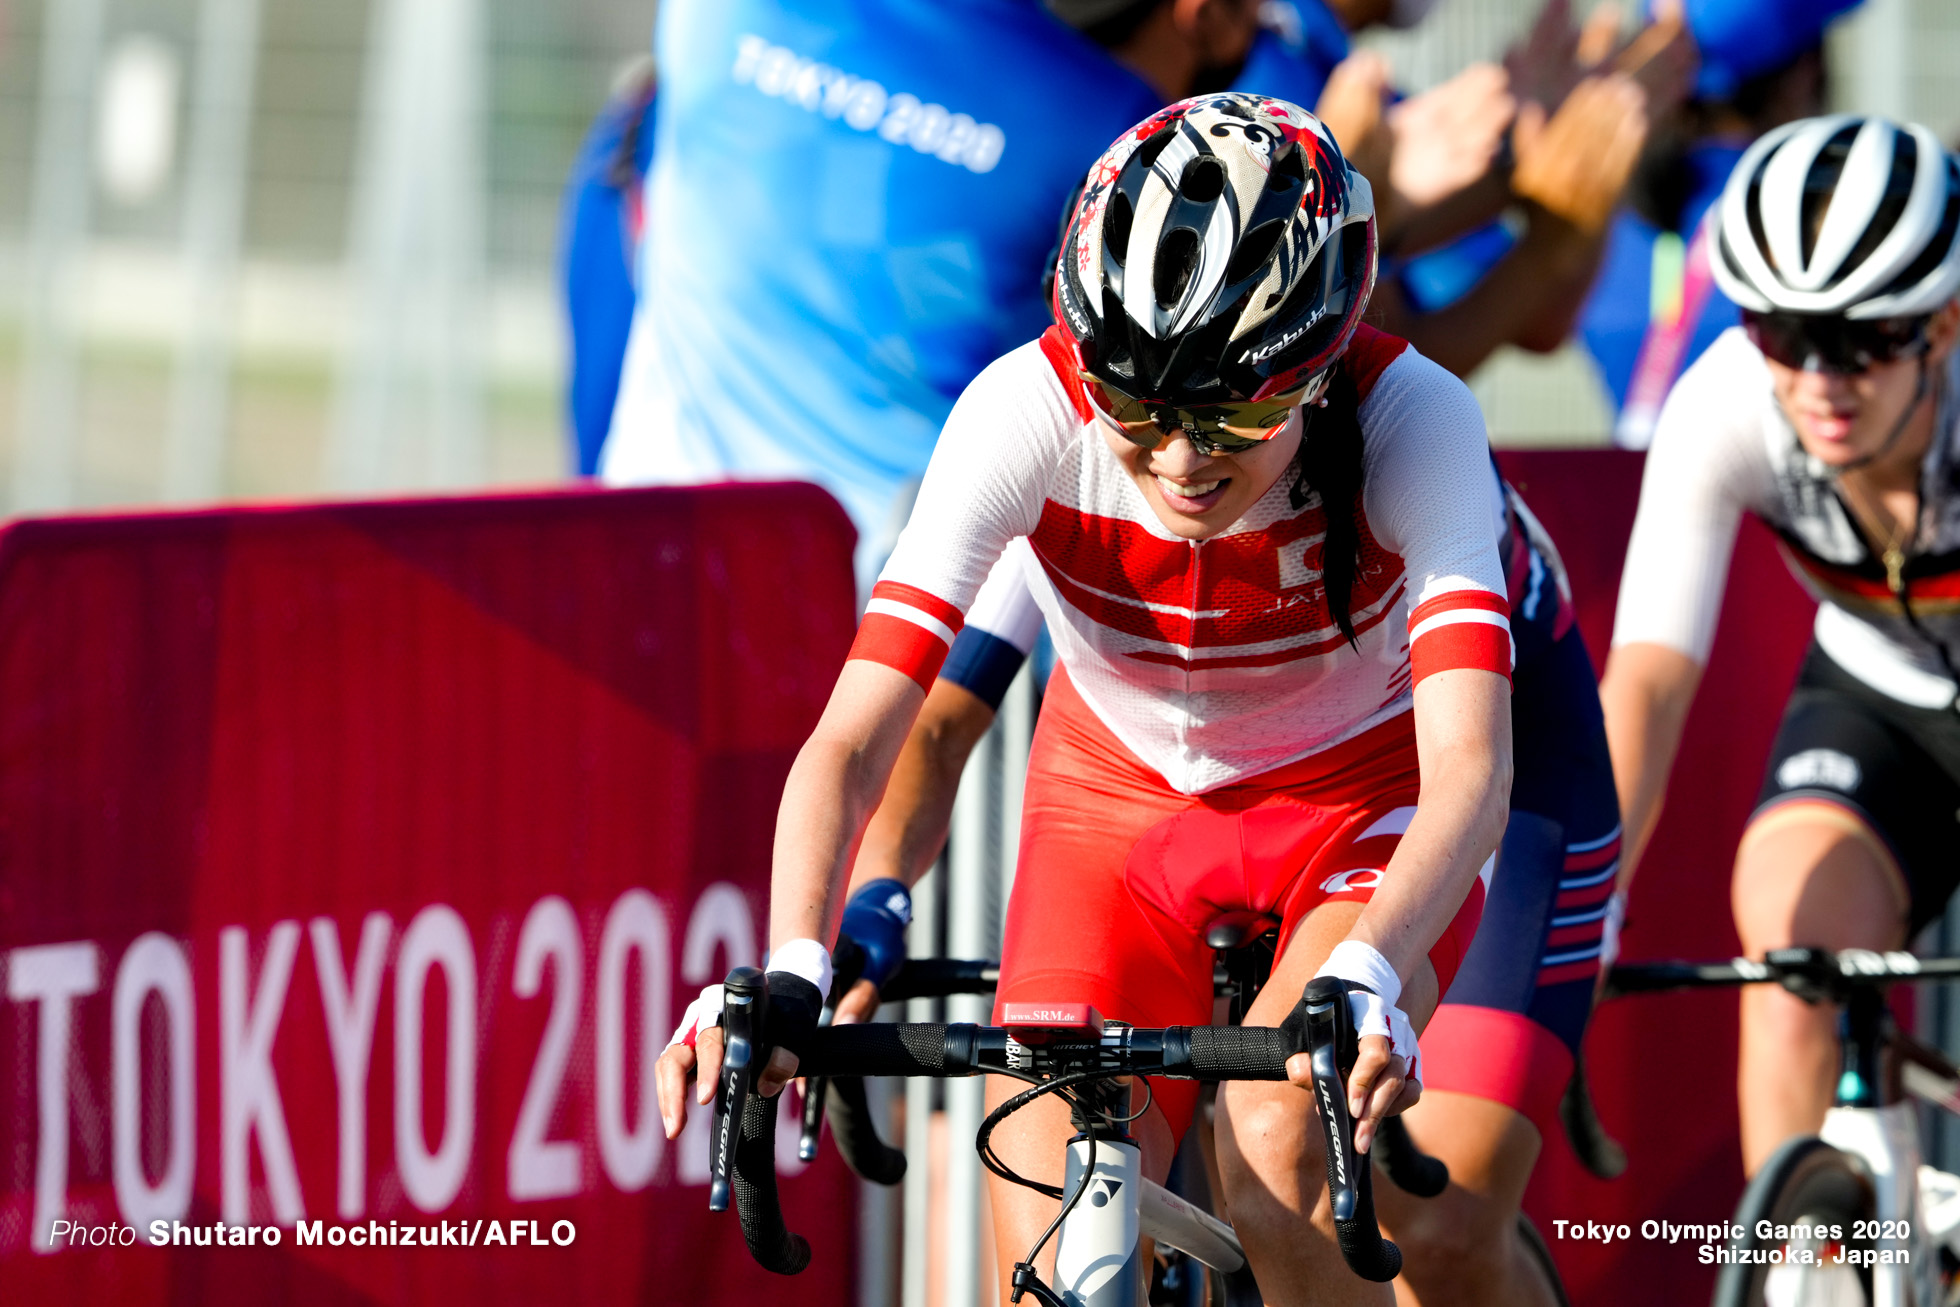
[1314,941,1421,1089]
[1600,891,1628,972]
[1317,940,1402,1009]
[766,937,834,1003]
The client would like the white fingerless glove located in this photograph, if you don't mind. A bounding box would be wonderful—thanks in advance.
[1314,940,1422,1090]
[668,983,727,1050]
[663,938,835,1050]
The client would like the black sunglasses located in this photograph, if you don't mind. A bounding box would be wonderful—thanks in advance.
[1742,310,1934,375]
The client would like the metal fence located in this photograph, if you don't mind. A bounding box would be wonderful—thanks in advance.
[0,0,646,510]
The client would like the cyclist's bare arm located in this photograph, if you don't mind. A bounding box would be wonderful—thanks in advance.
[655,659,925,1137]
[849,676,995,895]
[831,676,997,1023]
[1332,664,1513,1149]
[1598,641,1702,887]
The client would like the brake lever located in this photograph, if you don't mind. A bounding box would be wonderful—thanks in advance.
[1299,975,1402,1283]
[709,966,769,1213]
[799,938,871,1163]
[799,1075,828,1162]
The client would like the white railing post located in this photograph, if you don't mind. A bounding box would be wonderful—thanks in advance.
[902,862,940,1307]
[13,0,108,512]
[997,663,1036,907]
[857,1069,899,1307]
[942,722,1001,1307]
[1839,0,1910,121]
[331,0,487,493]
[162,0,264,504]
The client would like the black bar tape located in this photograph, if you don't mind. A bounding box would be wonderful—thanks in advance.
[824,1075,907,1186]
[880,958,999,1001]
[1179,1026,1293,1080]
[1335,1216,1402,1282]
[731,1091,811,1275]
[1375,1117,1449,1198]
[796,1023,954,1078]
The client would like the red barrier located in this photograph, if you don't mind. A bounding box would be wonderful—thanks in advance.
[1500,450,1818,1304]
[0,484,862,1305]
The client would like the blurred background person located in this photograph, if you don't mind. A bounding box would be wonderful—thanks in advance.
[561,55,657,478]
[1318,0,1696,379]
[599,0,1184,588]
[565,0,1342,496]
[1577,0,1865,446]
[575,0,1692,523]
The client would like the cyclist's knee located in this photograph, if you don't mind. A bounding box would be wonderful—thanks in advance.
[1742,979,1840,1035]
[1214,1081,1324,1210]
[1389,1186,1517,1290]
[1731,809,1905,954]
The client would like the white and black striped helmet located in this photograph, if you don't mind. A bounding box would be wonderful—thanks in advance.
[1712,114,1960,320]
[1052,93,1377,405]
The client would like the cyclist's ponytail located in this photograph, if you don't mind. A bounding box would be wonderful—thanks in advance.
[1291,363,1366,649]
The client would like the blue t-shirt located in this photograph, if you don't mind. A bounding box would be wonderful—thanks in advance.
[603,0,1161,574]
[1234,1,1349,107]
[561,83,658,476]
[1578,141,1748,414]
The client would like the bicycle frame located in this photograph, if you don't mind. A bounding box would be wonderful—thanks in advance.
[1025,1079,1262,1307]
[1610,947,1960,1307]
[1816,984,1939,1307]
[1815,1102,1933,1307]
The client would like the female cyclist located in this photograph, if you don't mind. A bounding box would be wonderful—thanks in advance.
[1600,113,1960,1176]
[832,462,1614,1307]
[659,93,1515,1304]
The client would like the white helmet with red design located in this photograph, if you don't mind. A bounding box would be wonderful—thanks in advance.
[1051,93,1378,416]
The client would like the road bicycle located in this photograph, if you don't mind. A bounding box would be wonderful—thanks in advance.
[707,959,1445,1304]
[799,915,1560,1304]
[1606,946,1960,1307]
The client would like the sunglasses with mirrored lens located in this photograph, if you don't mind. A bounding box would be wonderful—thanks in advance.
[1078,371,1313,456]
[1742,310,1933,375]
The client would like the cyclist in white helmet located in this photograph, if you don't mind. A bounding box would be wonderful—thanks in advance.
[1601,114,1960,1173]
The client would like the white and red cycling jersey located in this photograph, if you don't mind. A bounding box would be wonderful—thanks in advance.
[849,324,1513,794]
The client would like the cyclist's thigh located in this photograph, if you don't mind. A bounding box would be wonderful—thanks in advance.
[1427,622,1620,1135]
[1733,660,1960,949]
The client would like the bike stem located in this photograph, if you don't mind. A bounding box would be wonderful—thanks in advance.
[1836,984,1887,1109]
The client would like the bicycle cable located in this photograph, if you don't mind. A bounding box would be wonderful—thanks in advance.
[1019,1096,1100,1290]
[977,1069,1107,1200]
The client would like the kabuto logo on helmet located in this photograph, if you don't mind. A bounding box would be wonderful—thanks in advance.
[1052,93,1378,417]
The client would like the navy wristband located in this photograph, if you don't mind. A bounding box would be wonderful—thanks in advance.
[839,878,912,992]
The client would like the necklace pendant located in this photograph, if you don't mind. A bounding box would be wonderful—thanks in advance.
[1885,547,1907,596]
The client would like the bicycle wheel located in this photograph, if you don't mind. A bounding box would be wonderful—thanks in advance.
[1712,1136,1876,1307]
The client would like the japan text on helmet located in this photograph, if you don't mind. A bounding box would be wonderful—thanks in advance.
[1712,114,1960,320]
[1051,93,1378,409]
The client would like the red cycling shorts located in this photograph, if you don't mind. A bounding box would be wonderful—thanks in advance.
[994,667,1485,1142]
